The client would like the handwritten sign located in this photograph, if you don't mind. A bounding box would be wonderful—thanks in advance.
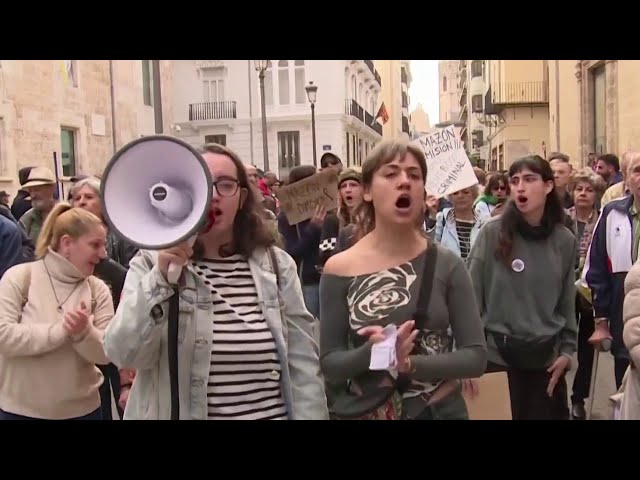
[276,169,338,225]
[412,125,478,198]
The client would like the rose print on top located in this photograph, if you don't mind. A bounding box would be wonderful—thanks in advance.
[347,262,418,329]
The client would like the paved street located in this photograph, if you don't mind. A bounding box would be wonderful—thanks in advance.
[565,351,616,420]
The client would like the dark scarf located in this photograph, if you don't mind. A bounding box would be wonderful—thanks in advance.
[512,203,557,241]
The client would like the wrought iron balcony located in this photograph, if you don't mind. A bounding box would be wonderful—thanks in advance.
[345,99,382,136]
[189,101,237,121]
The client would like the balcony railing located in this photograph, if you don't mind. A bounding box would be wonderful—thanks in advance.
[491,81,548,105]
[345,99,382,136]
[189,101,237,121]
[401,67,408,84]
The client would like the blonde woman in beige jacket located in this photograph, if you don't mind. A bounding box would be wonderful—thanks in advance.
[0,203,114,420]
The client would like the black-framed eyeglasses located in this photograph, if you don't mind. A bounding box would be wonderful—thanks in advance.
[213,178,240,197]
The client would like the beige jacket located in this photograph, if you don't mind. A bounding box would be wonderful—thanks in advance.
[619,261,640,419]
[0,249,114,419]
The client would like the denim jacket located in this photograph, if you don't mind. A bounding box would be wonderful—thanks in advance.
[430,208,483,258]
[104,247,329,420]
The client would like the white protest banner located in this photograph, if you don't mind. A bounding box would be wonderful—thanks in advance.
[412,125,478,198]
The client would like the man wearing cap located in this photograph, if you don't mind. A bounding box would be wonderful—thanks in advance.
[18,166,58,244]
[320,152,343,174]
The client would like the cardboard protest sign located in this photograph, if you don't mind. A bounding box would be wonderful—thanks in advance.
[412,125,478,198]
[276,169,338,225]
[463,372,512,420]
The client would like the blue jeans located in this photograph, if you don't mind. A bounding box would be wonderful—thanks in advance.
[0,408,102,420]
[302,283,320,319]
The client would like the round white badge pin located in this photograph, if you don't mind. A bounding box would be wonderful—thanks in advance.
[511,259,525,273]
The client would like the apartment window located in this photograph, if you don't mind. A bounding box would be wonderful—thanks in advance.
[491,147,498,171]
[203,80,224,103]
[278,61,290,105]
[277,131,300,179]
[592,65,606,155]
[345,132,350,165]
[371,96,376,116]
[294,60,306,104]
[264,61,273,106]
[442,76,447,92]
[352,135,357,166]
[471,95,483,113]
[358,139,363,165]
[472,130,484,149]
[142,60,152,106]
[351,75,357,100]
[471,61,482,78]
[60,127,77,177]
[204,134,226,146]
[498,144,504,171]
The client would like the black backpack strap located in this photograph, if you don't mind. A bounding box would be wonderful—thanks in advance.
[413,242,438,332]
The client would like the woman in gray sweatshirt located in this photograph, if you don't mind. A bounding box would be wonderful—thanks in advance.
[320,138,487,420]
[467,155,578,420]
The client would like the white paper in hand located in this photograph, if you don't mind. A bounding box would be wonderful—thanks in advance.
[369,324,398,370]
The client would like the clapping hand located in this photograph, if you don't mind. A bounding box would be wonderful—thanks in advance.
[63,301,90,337]
[395,321,418,373]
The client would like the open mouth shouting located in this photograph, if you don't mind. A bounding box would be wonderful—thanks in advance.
[395,193,412,214]
[516,195,528,208]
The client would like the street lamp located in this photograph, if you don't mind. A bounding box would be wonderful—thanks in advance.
[254,60,270,172]
[305,81,318,167]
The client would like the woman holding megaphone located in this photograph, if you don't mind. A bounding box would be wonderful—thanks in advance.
[104,143,328,420]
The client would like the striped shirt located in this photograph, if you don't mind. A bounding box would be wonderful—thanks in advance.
[193,255,288,420]
[455,219,474,259]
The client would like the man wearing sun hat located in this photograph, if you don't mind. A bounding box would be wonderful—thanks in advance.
[18,166,58,244]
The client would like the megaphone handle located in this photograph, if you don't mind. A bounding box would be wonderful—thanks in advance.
[166,236,198,285]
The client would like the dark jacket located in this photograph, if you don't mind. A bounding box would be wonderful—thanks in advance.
[0,216,23,278]
[0,204,35,264]
[93,258,127,310]
[10,190,31,221]
[277,212,321,285]
[106,230,139,269]
[318,213,340,269]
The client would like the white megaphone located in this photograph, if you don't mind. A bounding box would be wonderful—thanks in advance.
[101,135,214,284]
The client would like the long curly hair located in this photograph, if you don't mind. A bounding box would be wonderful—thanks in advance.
[194,143,276,259]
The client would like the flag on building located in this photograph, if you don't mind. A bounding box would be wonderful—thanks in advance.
[373,102,389,125]
[59,60,74,85]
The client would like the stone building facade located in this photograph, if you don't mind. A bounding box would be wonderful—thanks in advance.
[0,60,172,196]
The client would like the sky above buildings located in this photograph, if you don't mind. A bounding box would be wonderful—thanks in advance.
[409,60,439,127]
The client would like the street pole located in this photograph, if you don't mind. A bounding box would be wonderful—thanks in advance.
[311,103,317,167]
[259,70,269,172]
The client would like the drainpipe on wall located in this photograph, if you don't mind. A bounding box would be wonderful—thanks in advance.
[152,60,163,134]
[109,60,117,154]
[247,60,254,165]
